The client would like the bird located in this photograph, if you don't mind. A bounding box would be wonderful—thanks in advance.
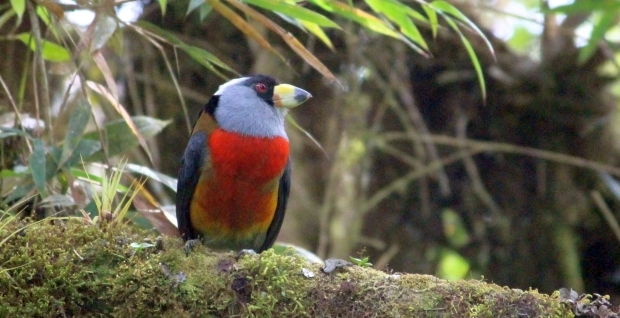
[176,74,312,253]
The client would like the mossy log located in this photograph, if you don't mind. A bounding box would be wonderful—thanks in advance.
[1,220,573,317]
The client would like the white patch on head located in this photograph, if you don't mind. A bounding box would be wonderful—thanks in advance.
[214,83,288,139]
[214,77,250,96]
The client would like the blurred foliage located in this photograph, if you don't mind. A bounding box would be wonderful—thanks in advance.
[0,0,491,227]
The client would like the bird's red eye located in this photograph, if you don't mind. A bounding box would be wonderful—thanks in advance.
[255,83,268,93]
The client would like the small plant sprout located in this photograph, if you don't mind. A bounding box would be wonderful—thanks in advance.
[350,256,373,268]
[130,242,155,252]
[82,159,145,228]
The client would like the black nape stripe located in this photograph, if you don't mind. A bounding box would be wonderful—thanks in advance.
[204,95,220,117]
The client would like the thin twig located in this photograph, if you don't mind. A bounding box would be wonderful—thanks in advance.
[591,191,620,245]
[381,132,620,177]
[391,42,451,197]
[0,74,32,152]
[374,244,400,270]
[362,149,481,215]
[27,2,52,138]
[456,116,502,217]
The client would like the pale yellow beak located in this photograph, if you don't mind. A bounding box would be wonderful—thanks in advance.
[273,84,312,108]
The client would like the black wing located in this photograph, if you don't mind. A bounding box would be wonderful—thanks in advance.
[259,158,291,252]
[176,131,208,241]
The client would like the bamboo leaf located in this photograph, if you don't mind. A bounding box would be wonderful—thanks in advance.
[49,139,101,168]
[91,14,118,52]
[286,114,328,158]
[430,1,495,58]
[133,188,181,236]
[207,0,284,60]
[226,0,338,83]
[158,0,168,15]
[421,5,438,38]
[36,5,61,40]
[30,139,47,197]
[283,32,337,82]
[300,20,334,49]
[10,0,25,22]
[15,33,70,62]
[444,17,486,102]
[92,51,119,101]
[125,163,178,191]
[309,0,400,38]
[200,3,213,20]
[245,0,339,28]
[578,10,618,63]
[365,0,428,51]
[58,99,91,169]
[187,0,205,16]
[134,21,236,75]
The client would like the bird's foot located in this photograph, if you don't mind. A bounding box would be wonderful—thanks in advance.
[184,239,200,256]
[236,249,258,260]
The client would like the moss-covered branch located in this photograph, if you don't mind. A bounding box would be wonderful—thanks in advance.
[1,220,573,317]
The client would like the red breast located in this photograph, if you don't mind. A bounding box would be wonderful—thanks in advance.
[189,128,289,237]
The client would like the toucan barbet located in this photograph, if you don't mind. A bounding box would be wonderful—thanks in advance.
[176,75,312,252]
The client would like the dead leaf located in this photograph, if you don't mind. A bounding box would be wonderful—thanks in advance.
[132,183,180,237]
[207,0,285,61]
[226,0,339,84]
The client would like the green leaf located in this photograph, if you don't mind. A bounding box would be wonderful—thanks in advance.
[300,20,334,49]
[443,17,487,102]
[82,116,171,161]
[0,126,32,139]
[441,209,470,248]
[421,5,438,38]
[36,5,51,25]
[40,194,75,208]
[245,0,339,28]
[30,139,47,197]
[130,242,155,251]
[436,248,470,281]
[5,184,34,204]
[365,0,428,51]
[199,3,213,21]
[430,1,494,57]
[10,0,25,22]
[578,10,618,63]
[547,0,620,14]
[135,21,236,75]
[58,100,92,169]
[158,0,167,15]
[310,0,400,38]
[91,14,118,52]
[187,0,204,16]
[0,168,28,178]
[36,5,61,40]
[51,139,101,169]
[350,256,373,267]
[15,33,71,62]
[124,163,177,192]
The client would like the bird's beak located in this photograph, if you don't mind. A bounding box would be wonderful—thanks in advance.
[273,84,312,108]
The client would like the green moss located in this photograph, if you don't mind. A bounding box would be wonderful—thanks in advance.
[0,218,574,317]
